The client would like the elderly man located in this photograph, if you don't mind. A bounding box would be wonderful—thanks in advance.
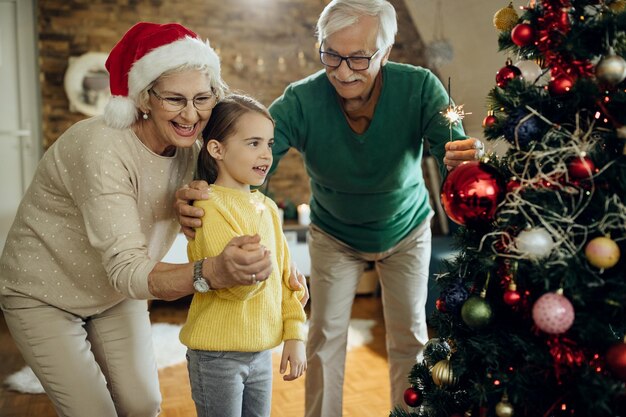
[177,0,481,415]
[268,0,481,415]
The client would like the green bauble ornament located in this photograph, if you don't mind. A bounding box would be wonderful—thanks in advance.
[461,295,493,329]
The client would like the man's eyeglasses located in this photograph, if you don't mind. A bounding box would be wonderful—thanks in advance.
[149,89,217,112]
[319,48,380,71]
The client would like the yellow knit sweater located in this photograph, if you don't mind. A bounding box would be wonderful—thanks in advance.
[179,185,306,351]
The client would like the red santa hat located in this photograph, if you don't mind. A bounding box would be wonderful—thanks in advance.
[104,22,221,129]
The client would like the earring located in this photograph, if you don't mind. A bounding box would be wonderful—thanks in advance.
[142,112,149,120]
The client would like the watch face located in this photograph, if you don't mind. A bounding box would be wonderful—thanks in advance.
[193,279,210,293]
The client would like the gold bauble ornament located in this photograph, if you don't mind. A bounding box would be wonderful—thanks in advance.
[609,0,626,13]
[494,2,519,31]
[431,359,458,387]
[495,394,515,417]
[585,236,621,269]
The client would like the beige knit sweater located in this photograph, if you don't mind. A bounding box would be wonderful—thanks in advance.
[0,117,196,317]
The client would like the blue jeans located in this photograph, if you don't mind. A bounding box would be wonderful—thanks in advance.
[186,349,273,417]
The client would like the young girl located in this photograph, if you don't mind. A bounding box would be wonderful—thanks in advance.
[180,94,307,417]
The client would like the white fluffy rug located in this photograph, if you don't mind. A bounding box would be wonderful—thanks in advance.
[4,319,375,394]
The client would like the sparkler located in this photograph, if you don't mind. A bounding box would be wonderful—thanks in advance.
[440,77,470,141]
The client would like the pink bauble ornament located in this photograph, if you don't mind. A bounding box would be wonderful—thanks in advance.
[532,291,575,334]
[440,161,506,226]
[585,236,620,269]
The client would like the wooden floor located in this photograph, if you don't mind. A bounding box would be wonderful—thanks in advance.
[0,295,392,417]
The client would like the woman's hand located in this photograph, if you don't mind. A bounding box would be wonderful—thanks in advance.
[206,234,273,288]
[148,235,273,300]
[443,138,485,171]
[174,180,210,239]
[288,262,309,307]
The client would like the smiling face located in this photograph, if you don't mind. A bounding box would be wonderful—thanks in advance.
[208,111,274,192]
[139,69,214,155]
[323,15,390,106]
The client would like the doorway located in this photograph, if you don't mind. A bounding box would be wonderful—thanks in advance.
[0,0,42,252]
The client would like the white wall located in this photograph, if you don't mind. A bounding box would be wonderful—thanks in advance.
[404,0,526,148]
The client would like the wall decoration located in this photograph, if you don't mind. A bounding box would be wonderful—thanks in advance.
[64,52,110,117]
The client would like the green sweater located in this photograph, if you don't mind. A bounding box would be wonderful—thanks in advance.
[269,62,467,252]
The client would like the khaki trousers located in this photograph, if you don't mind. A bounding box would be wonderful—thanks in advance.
[304,217,432,417]
[1,297,161,417]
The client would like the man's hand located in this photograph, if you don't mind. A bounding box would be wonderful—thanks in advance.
[174,180,210,239]
[288,262,309,307]
[208,234,273,288]
[444,138,485,171]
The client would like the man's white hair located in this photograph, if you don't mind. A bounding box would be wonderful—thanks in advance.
[316,0,398,50]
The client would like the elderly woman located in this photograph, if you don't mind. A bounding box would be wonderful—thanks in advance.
[0,22,305,417]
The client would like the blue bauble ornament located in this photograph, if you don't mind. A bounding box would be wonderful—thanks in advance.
[503,109,543,147]
[440,281,470,314]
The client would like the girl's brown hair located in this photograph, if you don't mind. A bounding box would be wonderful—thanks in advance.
[196,94,274,184]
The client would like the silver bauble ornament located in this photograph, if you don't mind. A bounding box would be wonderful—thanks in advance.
[515,60,544,84]
[596,48,626,85]
[514,227,555,260]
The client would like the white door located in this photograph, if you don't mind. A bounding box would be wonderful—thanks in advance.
[0,0,42,253]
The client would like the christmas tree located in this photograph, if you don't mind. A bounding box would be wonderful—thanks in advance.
[391,1,626,416]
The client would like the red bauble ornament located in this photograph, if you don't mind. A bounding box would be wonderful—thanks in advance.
[482,114,497,128]
[496,63,522,88]
[511,23,535,47]
[403,387,422,407]
[606,342,626,381]
[435,298,446,312]
[532,291,575,334]
[548,74,574,95]
[503,284,521,306]
[567,156,595,180]
[506,178,521,192]
[441,161,506,226]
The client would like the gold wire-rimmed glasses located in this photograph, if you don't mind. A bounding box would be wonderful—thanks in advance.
[149,89,217,112]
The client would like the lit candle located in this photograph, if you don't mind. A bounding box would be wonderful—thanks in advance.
[297,204,310,226]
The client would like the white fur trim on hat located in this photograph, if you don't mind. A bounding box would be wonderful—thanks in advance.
[128,36,221,100]
[103,96,138,129]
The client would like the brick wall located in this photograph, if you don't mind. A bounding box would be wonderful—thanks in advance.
[37,0,427,207]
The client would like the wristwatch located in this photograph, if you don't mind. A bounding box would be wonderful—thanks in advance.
[193,259,211,293]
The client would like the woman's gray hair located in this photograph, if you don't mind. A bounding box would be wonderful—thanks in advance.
[136,63,229,111]
[316,0,397,50]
